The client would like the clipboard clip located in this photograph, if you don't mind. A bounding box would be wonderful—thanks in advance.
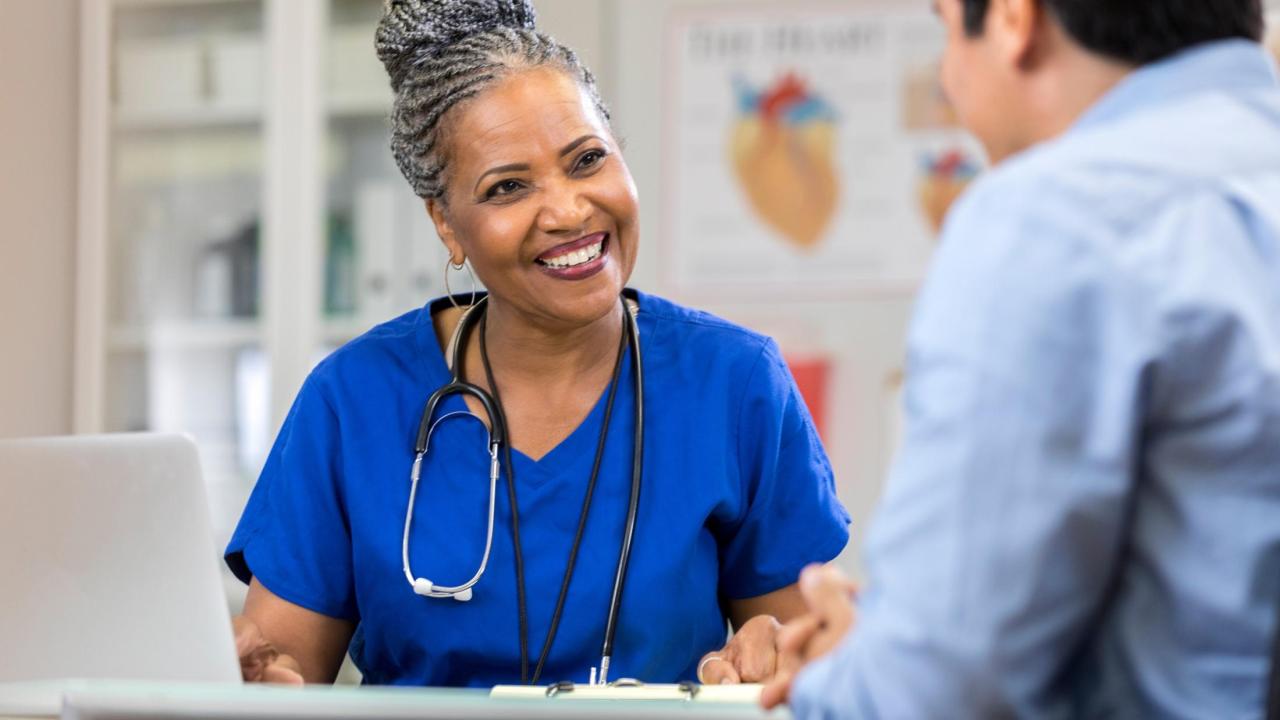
[543,680,701,701]
[545,680,576,698]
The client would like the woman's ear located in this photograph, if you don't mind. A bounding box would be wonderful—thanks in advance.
[426,198,464,264]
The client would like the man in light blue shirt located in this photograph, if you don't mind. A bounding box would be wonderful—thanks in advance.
[764,0,1280,717]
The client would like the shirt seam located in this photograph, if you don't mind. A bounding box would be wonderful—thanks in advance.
[732,338,778,528]
[306,375,354,537]
[245,541,360,622]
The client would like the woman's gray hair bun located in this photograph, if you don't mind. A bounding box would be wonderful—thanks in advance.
[376,0,537,93]
[375,0,611,200]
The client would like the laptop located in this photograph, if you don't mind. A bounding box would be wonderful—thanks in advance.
[0,433,241,714]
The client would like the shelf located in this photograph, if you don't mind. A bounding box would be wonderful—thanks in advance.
[114,0,258,9]
[108,319,261,351]
[328,93,392,119]
[112,96,390,132]
[113,103,262,132]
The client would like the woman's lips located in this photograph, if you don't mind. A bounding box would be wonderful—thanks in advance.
[535,232,608,263]
[535,233,610,281]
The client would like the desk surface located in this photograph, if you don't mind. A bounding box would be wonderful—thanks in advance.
[0,681,787,720]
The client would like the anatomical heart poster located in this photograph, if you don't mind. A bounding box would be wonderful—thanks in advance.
[664,4,982,296]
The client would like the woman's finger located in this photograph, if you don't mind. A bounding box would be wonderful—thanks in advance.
[699,654,740,685]
[776,614,821,656]
[232,615,265,658]
[770,614,817,699]
[233,614,304,684]
[261,653,305,685]
[236,634,278,682]
[731,616,780,682]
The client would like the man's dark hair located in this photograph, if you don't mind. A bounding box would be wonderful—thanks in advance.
[961,0,1265,65]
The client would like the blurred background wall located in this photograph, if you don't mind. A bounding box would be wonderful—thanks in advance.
[0,0,79,438]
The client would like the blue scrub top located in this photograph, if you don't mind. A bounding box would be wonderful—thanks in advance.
[226,290,849,687]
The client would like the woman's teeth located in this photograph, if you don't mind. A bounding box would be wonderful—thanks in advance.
[541,240,603,269]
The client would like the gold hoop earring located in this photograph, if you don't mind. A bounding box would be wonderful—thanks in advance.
[444,258,477,309]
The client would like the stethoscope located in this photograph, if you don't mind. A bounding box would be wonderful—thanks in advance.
[402,291,644,686]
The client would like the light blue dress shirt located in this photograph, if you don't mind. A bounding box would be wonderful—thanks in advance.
[792,40,1280,719]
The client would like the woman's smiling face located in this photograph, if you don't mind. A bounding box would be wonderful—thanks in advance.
[427,66,639,329]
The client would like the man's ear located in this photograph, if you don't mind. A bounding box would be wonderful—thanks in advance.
[988,0,1043,70]
[426,198,464,264]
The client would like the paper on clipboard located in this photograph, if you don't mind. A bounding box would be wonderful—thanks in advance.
[490,682,763,703]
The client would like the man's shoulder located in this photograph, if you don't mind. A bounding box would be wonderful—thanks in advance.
[941,149,1130,249]
[963,88,1280,233]
[952,110,1273,254]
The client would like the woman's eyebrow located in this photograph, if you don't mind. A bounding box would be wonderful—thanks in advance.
[559,134,601,157]
[474,163,530,193]
[472,135,603,192]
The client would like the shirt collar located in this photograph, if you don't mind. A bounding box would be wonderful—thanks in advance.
[1073,39,1279,133]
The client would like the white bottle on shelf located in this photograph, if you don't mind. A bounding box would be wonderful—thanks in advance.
[194,245,234,319]
[193,215,240,320]
[125,202,168,326]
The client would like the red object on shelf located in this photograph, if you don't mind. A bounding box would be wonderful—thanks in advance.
[784,355,830,441]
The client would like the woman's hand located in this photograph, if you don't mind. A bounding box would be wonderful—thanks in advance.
[697,614,783,684]
[233,615,304,684]
[236,578,355,683]
[760,565,858,708]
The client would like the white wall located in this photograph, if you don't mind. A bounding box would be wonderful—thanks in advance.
[0,0,79,438]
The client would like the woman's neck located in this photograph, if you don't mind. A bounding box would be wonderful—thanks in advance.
[471,296,624,390]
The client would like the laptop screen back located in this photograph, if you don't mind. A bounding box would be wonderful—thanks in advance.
[0,433,241,684]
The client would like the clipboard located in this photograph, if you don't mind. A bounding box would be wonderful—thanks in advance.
[490,680,763,703]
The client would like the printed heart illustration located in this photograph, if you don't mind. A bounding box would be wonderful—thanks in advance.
[918,149,980,236]
[729,74,840,250]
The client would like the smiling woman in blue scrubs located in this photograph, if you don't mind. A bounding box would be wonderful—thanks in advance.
[225,0,849,688]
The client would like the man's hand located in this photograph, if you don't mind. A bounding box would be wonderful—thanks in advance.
[698,614,783,684]
[233,615,304,684]
[760,565,857,708]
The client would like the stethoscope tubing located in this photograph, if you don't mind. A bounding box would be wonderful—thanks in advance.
[404,292,644,685]
[598,301,643,684]
[401,410,500,598]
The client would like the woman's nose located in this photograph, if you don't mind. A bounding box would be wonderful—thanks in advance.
[535,180,591,234]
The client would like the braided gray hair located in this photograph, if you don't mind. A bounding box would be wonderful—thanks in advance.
[375,0,611,200]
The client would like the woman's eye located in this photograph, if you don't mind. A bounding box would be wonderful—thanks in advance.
[575,149,606,171]
[486,179,524,199]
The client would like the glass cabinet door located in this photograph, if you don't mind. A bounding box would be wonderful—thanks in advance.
[106,0,269,554]
[320,0,452,355]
